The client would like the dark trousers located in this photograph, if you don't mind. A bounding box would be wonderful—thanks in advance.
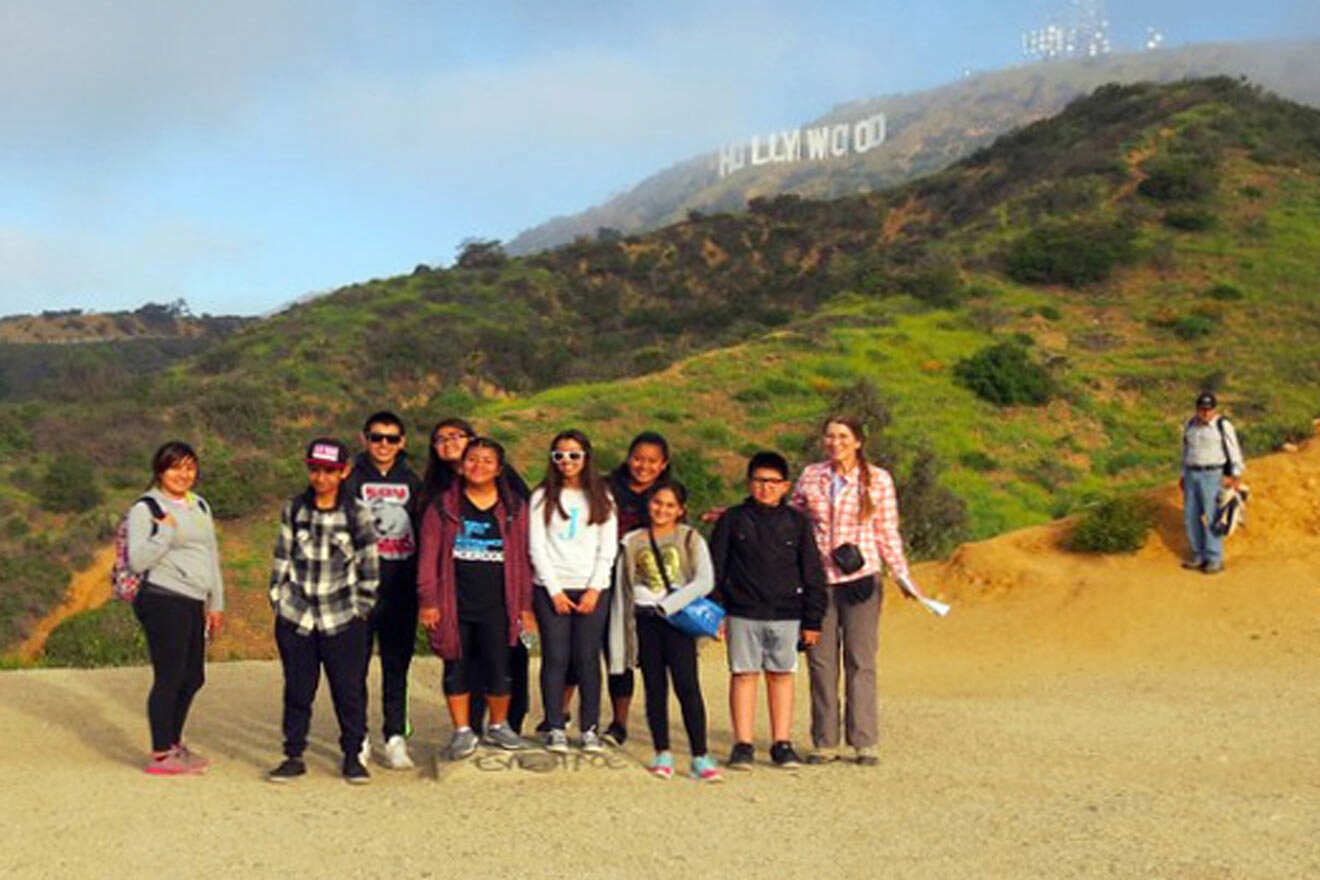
[133,587,206,752]
[470,642,529,734]
[636,611,707,755]
[534,588,609,732]
[443,612,511,698]
[363,562,418,739]
[275,617,369,760]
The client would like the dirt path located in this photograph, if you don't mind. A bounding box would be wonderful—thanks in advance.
[2,445,1316,877]
[13,545,114,662]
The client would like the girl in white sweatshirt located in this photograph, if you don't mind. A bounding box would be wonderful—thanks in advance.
[529,429,618,752]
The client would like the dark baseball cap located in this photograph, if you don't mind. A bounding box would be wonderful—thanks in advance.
[1195,392,1217,409]
[305,437,349,467]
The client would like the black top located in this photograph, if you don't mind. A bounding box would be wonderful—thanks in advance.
[609,470,653,535]
[453,495,506,621]
[708,498,828,629]
[342,452,424,567]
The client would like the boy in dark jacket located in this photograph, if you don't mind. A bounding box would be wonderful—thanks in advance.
[341,410,424,770]
[709,451,826,770]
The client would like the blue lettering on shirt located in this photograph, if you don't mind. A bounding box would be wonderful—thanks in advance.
[454,516,504,563]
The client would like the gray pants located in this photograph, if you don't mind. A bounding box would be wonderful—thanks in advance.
[806,579,882,749]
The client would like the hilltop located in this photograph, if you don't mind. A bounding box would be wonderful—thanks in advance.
[507,39,1320,255]
[3,76,1319,656]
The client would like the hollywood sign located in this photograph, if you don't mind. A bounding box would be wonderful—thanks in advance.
[717,113,887,179]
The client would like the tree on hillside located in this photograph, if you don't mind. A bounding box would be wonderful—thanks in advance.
[456,238,508,270]
[38,453,103,513]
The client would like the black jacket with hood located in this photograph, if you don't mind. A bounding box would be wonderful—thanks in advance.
[709,498,828,630]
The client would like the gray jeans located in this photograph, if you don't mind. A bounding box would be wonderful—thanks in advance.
[806,577,881,749]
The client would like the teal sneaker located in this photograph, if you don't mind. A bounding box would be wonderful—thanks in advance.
[690,753,723,783]
[647,751,674,780]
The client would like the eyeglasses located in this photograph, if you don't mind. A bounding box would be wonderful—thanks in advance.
[367,432,404,444]
[551,450,585,463]
[433,432,469,445]
[750,477,786,486]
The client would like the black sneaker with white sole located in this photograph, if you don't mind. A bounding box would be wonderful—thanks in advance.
[602,722,628,747]
[727,742,755,771]
[770,741,802,769]
[342,756,371,784]
[267,757,306,783]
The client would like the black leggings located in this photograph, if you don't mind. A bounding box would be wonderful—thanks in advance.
[363,564,418,739]
[636,611,707,756]
[133,586,206,752]
[534,588,609,732]
[443,611,511,697]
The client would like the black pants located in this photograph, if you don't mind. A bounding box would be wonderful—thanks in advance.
[275,617,368,759]
[363,562,418,739]
[636,611,707,755]
[534,588,609,732]
[443,611,511,698]
[470,641,529,734]
[133,587,206,752]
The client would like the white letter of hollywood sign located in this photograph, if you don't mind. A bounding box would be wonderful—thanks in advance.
[718,113,886,178]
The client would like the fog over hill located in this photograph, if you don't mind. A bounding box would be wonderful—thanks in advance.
[507,39,1320,255]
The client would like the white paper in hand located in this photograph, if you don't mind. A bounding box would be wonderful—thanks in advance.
[918,596,951,617]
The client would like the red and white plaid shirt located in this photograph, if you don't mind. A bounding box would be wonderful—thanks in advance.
[791,461,910,585]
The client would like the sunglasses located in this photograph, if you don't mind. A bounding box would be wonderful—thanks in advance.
[367,432,404,444]
[551,450,586,463]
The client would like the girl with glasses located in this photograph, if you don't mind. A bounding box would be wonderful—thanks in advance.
[528,430,618,752]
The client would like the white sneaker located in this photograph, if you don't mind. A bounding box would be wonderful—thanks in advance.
[383,734,414,770]
[359,735,371,766]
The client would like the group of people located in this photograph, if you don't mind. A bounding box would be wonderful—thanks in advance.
[123,410,929,783]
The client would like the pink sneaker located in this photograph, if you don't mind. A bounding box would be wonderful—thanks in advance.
[144,751,194,776]
[690,754,723,783]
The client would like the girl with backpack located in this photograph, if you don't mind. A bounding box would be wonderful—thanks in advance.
[418,438,535,760]
[609,479,721,782]
[528,430,618,752]
[126,441,224,775]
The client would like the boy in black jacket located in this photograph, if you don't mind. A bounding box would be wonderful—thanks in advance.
[341,410,424,770]
[710,451,826,769]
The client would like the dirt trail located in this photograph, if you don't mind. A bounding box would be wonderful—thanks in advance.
[14,545,114,661]
[1,444,1316,877]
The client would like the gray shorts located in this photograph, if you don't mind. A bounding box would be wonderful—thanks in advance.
[726,616,800,674]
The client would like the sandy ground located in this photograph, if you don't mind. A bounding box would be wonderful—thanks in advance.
[2,444,1318,878]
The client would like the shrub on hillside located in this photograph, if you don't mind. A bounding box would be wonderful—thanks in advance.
[896,448,970,560]
[1163,208,1217,231]
[1066,496,1154,554]
[1002,219,1136,287]
[43,602,147,667]
[954,343,1055,406]
[38,453,104,513]
[0,553,68,647]
[1137,157,1216,201]
[1201,283,1244,301]
[200,454,284,520]
[1171,315,1218,340]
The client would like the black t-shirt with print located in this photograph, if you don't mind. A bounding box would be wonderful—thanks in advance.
[453,495,506,621]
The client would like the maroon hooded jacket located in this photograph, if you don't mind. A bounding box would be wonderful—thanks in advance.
[417,483,532,660]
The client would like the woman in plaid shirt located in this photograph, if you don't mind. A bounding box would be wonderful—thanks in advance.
[791,416,923,766]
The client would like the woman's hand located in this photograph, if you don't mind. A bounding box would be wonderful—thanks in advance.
[699,506,727,524]
[575,589,600,615]
[521,610,538,634]
[205,611,223,637]
[419,607,441,631]
[550,592,575,615]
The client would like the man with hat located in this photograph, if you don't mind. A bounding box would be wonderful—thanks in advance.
[1179,392,1244,574]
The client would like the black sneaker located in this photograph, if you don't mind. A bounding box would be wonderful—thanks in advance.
[602,722,628,748]
[267,757,305,783]
[342,755,371,785]
[727,742,755,771]
[770,741,802,769]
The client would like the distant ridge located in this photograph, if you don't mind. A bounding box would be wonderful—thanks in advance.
[506,38,1320,255]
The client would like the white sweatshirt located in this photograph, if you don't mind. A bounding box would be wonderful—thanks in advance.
[528,486,618,596]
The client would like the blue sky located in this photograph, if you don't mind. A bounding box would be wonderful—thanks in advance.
[2,0,1316,317]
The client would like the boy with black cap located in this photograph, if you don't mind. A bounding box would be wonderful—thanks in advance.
[267,438,380,784]
[1180,392,1244,574]
[341,411,424,769]
[709,451,827,769]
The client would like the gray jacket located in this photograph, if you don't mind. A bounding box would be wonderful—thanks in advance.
[126,488,225,611]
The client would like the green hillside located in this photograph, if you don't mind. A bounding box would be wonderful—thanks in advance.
[507,39,1320,254]
[4,77,1320,660]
